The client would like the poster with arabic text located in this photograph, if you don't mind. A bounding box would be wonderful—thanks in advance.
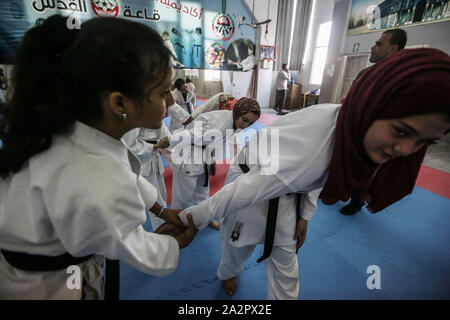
[0,0,257,70]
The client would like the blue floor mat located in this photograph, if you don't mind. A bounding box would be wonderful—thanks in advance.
[119,186,450,300]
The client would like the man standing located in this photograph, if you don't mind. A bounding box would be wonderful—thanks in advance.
[340,28,407,216]
[274,63,290,115]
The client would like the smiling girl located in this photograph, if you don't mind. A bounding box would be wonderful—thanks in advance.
[0,15,197,299]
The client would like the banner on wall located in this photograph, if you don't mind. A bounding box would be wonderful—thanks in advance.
[348,0,450,36]
[0,0,257,70]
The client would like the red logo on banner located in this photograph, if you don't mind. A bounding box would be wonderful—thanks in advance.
[90,0,119,17]
[212,13,235,41]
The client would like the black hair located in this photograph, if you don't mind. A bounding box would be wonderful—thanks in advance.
[0,15,172,178]
[174,78,186,91]
[383,28,407,50]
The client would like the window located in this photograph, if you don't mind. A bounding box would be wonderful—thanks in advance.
[310,21,332,85]
[204,69,221,82]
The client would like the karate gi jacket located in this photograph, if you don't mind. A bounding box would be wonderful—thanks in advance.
[179,104,341,240]
[170,110,235,176]
[0,122,179,276]
[122,124,170,177]
[168,102,191,132]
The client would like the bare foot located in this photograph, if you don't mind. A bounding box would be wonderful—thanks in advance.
[208,220,220,230]
[221,276,238,296]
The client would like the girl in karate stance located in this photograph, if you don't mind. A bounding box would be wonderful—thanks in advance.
[176,48,450,299]
[191,92,237,118]
[122,123,172,231]
[170,98,261,228]
[170,78,196,132]
[0,15,197,299]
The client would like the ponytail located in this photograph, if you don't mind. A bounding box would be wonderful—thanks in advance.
[0,15,79,178]
[0,15,172,178]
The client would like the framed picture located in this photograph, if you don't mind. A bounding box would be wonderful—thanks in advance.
[259,45,276,61]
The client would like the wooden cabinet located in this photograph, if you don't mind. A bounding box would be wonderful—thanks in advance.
[283,83,302,110]
[299,94,320,108]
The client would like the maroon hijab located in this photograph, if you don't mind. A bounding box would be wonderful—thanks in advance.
[232,97,261,121]
[319,48,450,213]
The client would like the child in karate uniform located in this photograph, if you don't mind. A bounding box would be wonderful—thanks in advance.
[191,92,237,118]
[170,78,195,132]
[0,15,197,300]
[122,122,171,230]
[170,98,261,227]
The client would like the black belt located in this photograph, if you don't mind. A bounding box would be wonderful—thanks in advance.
[104,259,120,300]
[191,144,209,187]
[186,102,193,114]
[239,162,302,262]
[1,249,120,300]
[203,163,209,187]
[192,44,202,56]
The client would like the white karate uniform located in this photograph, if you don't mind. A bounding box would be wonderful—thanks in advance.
[172,88,195,116]
[241,54,256,71]
[179,104,341,299]
[186,82,196,107]
[170,110,236,209]
[0,122,179,299]
[168,102,191,133]
[191,92,223,118]
[191,93,241,160]
[164,39,177,60]
[122,124,171,230]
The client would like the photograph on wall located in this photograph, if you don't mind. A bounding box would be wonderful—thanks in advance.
[259,45,276,61]
[224,39,256,71]
[348,0,450,36]
[0,0,257,70]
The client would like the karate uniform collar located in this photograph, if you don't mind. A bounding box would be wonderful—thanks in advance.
[71,121,130,167]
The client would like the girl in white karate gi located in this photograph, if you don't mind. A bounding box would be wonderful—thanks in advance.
[0,15,197,300]
[185,78,196,106]
[168,95,195,133]
[191,92,237,118]
[122,123,171,231]
[189,92,239,229]
[170,98,261,220]
[170,78,195,132]
[176,49,450,299]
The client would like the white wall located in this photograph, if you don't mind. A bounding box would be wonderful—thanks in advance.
[243,0,336,107]
[244,0,279,107]
[190,0,279,106]
[320,1,450,104]
[319,0,352,104]
[344,20,450,55]
[298,0,335,94]
[243,0,278,46]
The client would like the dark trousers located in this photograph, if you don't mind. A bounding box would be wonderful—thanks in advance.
[274,89,286,112]
[349,190,364,208]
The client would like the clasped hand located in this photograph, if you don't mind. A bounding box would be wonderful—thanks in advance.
[155,209,198,249]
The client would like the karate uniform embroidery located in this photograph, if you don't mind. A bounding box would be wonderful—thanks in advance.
[231,221,244,242]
